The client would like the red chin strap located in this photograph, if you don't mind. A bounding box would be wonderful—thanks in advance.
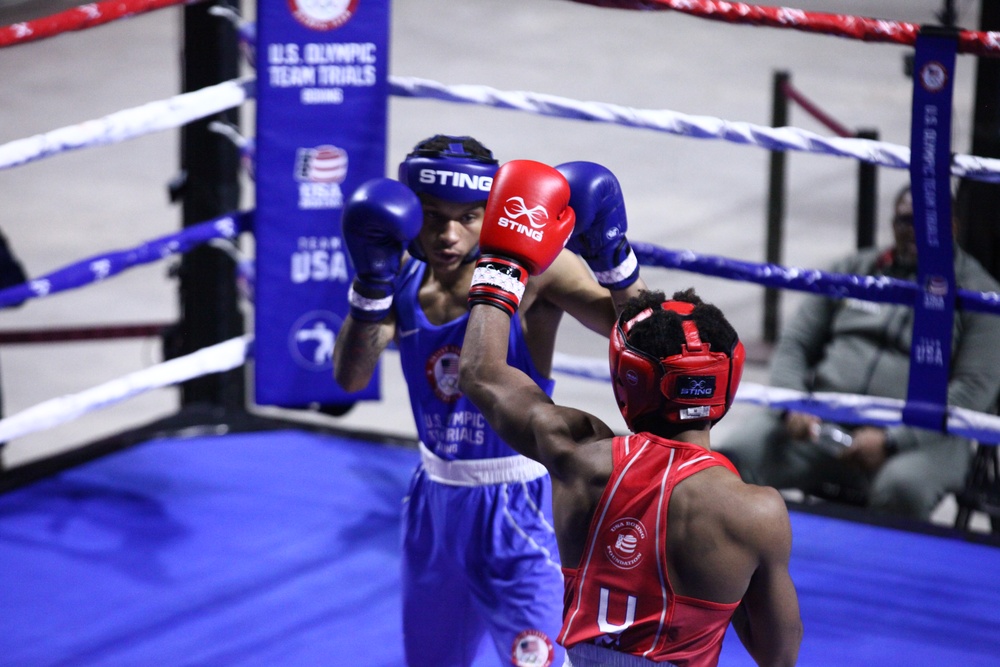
[609,301,745,430]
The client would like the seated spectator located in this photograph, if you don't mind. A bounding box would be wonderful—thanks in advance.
[716,184,1000,520]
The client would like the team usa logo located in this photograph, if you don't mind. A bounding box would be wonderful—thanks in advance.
[604,517,647,570]
[289,310,342,371]
[287,0,359,31]
[426,345,462,403]
[511,629,554,667]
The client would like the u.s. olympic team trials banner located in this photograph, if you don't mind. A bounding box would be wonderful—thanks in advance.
[255,0,390,406]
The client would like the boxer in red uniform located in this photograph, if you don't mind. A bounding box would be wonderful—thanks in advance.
[460,163,802,667]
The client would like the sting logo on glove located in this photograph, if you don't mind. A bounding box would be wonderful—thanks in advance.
[497,197,550,241]
[504,197,549,227]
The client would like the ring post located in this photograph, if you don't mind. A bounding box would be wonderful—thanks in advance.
[855,128,878,250]
[764,70,790,344]
[902,25,960,432]
[956,1,1000,284]
[175,0,245,409]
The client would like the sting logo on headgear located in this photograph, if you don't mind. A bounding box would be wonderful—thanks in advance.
[677,376,716,398]
[398,136,499,204]
[609,300,745,429]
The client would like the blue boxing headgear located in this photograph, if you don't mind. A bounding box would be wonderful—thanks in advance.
[398,135,499,262]
[398,135,499,203]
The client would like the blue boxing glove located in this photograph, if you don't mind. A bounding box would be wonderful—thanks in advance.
[556,161,639,290]
[342,178,423,322]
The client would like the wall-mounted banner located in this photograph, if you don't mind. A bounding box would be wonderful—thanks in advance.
[255,0,390,407]
[904,26,959,431]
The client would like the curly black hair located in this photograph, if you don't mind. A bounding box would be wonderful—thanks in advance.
[407,134,497,164]
[621,287,739,360]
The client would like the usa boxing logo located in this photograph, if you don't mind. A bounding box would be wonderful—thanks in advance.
[604,517,647,570]
[288,0,359,31]
[295,145,347,210]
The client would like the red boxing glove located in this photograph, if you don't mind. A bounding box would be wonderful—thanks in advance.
[479,160,575,274]
[469,160,576,316]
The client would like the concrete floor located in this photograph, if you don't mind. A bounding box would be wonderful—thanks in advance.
[0,0,992,530]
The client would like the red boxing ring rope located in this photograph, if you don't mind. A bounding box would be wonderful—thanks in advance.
[4,0,1000,56]
[0,0,197,48]
[0,323,170,345]
[569,0,1000,57]
[780,80,854,139]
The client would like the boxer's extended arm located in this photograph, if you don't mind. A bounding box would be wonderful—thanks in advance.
[461,160,613,466]
[530,249,647,337]
[461,302,612,470]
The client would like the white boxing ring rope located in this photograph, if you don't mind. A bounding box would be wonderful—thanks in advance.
[0,337,251,443]
[0,79,253,172]
[3,8,1000,461]
[7,74,1000,182]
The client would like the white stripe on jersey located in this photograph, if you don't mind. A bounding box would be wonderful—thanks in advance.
[678,454,713,471]
[645,449,676,659]
[562,436,650,644]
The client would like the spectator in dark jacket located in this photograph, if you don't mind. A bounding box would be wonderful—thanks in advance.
[717,185,1000,520]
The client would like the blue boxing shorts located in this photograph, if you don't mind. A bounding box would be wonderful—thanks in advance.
[400,458,565,667]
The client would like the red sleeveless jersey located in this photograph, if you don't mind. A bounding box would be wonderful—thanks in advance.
[559,433,741,666]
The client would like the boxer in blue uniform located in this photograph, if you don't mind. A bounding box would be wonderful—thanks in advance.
[333,135,645,667]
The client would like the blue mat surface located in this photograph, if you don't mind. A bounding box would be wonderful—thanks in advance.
[1,429,998,666]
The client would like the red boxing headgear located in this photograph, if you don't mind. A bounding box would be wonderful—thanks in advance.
[609,300,745,430]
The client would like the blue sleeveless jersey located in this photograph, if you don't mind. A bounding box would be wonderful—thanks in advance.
[394,259,555,461]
